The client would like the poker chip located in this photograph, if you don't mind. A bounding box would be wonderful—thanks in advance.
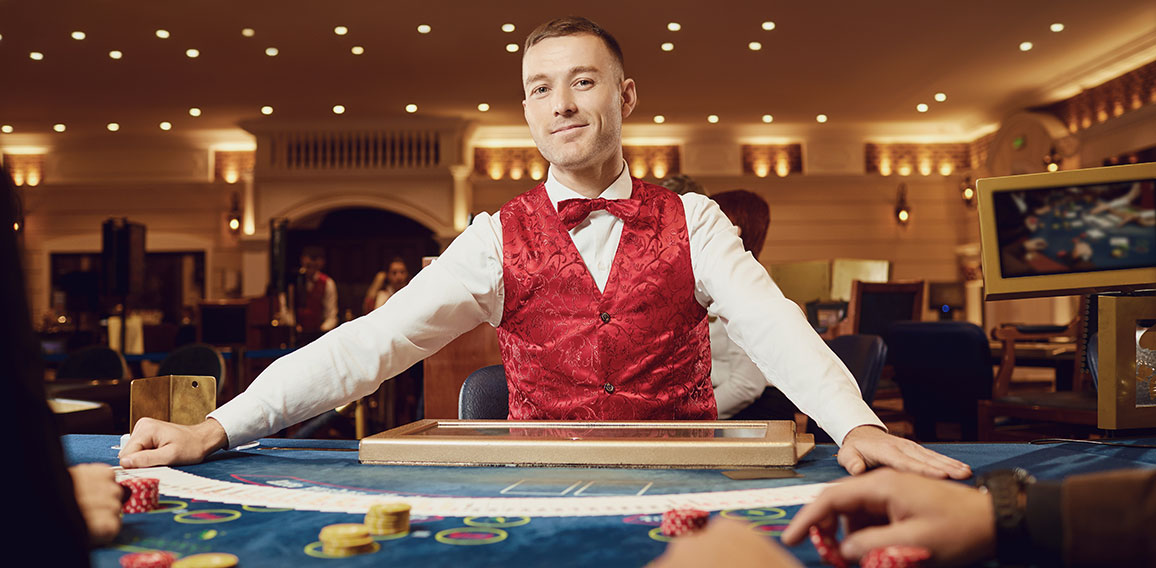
[119,551,176,568]
[660,508,710,537]
[807,525,847,568]
[859,545,932,568]
[319,523,376,556]
[120,477,160,514]
[171,553,239,568]
[364,502,411,535]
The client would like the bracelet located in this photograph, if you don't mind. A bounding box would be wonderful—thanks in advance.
[976,468,1036,565]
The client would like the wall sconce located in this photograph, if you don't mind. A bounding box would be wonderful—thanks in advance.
[227,193,241,234]
[895,183,911,225]
[1043,146,1061,172]
[960,176,976,208]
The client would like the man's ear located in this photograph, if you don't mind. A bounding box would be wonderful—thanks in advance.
[620,78,637,120]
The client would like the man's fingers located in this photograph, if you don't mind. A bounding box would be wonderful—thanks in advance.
[836,449,867,476]
[781,474,892,544]
[120,446,177,469]
[839,523,921,561]
[901,445,972,479]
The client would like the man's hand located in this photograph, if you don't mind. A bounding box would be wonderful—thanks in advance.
[649,519,803,568]
[119,418,229,468]
[781,469,995,566]
[69,463,123,546]
[838,426,971,479]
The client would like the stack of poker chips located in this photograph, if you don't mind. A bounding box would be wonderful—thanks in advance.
[120,477,160,514]
[171,552,240,568]
[118,551,176,568]
[318,523,376,557]
[809,525,931,568]
[364,502,411,535]
[660,508,710,537]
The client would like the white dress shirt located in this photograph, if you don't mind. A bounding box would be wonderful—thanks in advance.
[708,315,770,419]
[209,164,883,446]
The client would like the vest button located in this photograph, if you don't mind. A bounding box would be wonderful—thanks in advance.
[603,382,615,393]
[600,312,611,323]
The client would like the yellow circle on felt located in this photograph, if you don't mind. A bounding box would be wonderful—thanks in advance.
[463,516,530,528]
[434,527,508,546]
[720,508,786,521]
[304,540,380,559]
[172,552,239,568]
[173,510,241,524]
[647,526,674,543]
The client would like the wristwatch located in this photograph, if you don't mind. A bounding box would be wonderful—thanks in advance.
[976,468,1036,565]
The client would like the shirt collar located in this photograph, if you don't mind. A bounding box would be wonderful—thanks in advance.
[545,160,632,212]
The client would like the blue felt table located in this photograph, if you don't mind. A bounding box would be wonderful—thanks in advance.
[65,435,1156,567]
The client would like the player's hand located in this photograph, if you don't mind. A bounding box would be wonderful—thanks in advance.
[69,463,123,545]
[781,469,995,566]
[837,426,971,479]
[119,418,229,468]
[649,519,803,568]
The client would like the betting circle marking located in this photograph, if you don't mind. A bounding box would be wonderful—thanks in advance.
[750,522,790,537]
[304,540,381,558]
[434,527,508,546]
[647,526,674,543]
[720,508,786,521]
[148,500,188,513]
[173,509,242,524]
[464,516,531,528]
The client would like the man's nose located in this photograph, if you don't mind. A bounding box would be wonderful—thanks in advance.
[552,90,577,117]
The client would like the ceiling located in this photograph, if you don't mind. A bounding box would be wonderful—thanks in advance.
[1,0,1154,145]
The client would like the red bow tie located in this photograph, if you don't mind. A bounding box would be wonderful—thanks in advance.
[557,198,640,230]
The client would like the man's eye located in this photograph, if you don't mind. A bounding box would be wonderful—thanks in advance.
[575,79,593,87]
[532,86,548,95]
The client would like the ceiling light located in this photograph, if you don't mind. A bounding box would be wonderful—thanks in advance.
[761,21,776,31]
[242,28,255,37]
[265,47,279,56]
[185,48,200,58]
[334,26,349,36]
[1050,23,1064,33]
[653,115,665,124]
[159,121,172,130]
[707,114,719,124]
[29,52,44,61]
[260,106,274,115]
[156,29,170,39]
[667,22,681,32]
[501,23,516,33]
[405,104,418,113]
[477,103,490,112]
[748,41,762,51]
[761,114,773,123]
[332,105,346,115]
[505,43,519,53]
[816,114,828,123]
[1019,41,1033,51]
[106,122,120,132]
[53,124,66,133]
[351,45,364,55]
[661,42,674,52]
[0,125,12,134]
[934,92,947,102]
[108,50,123,59]
[188,107,202,117]
[417,24,431,34]
[916,103,929,112]
[71,31,86,40]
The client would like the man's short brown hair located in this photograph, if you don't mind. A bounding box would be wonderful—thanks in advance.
[524,17,625,75]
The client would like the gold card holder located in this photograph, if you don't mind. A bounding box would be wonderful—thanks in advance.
[129,375,216,432]
[1098,294,1156,430]
[360,420,815,469]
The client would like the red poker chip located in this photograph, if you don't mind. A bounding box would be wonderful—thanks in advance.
[808,525,848,568]
[860,546,932,568]
[660,508,710,537]
[119,550,176,568]
[119,478,160,514]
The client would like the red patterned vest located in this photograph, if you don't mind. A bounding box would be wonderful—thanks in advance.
[296,272,329,332]
[497,179,715,420]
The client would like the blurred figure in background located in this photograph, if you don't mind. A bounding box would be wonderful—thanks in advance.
[364,256,410,314]
[280,246,337,344]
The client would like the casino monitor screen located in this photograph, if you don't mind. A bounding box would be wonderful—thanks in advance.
[978,162,1156,301]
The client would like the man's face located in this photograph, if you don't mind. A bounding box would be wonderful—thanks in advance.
[300,255,323,276]
[522,34,636,172]
[387,261,409,289]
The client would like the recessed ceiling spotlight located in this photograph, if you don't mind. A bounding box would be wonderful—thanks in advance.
[334,26,349,36]
[816,114,829,123]
[332,105,346,115]
[159,121,172,131]
[405,104,418,113]
[761,114,773,123]
[71,31,86,40]
[156,29,170,39]
[0,125,12,134]
[1050,23,1064,33]
[265,47,279,56]
[748,41,762,51]
[417,24,431,34]
[241,28,255,37]
[661,42,674,52]
[667,22,681,31]
[477,103,490,112]
[53,123,67,133]
[29,52,44,61]
[653,115,666,124]
[505,43,519,53]
[707,114,719,124]
[1019,41,1033,51]
[189,107,202,117]
[260,106,274,115]
[934,92,947,102]
[761,21,776,31]
[916,103,929,112]
[106,122,120,132]
[501,23,516,33]
[185,48,200,58]
[351,45,365,55]
[108,50,123,59]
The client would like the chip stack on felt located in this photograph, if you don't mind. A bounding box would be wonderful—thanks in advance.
[364,502,411,535]
[118,550,176,568]
[120,477,160,513]
[660,508,710,537]
[171,552,240,568]
[318,523,376,556]
[808,524,931,568]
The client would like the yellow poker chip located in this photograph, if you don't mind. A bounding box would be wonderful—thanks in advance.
[368,502,411,515]
[172,552,239,568]
[319,523,374,548]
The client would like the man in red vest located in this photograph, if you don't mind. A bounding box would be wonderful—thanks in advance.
[122,17,969,480]
[286,246,338,344]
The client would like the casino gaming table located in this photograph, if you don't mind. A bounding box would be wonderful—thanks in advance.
[66,435,1156,567]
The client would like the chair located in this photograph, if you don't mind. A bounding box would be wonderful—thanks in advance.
[828,280,925,338]
[827,334,887,406]
[157,343,226,393]
[883,321,994,441]
[458,364,509,419]
[56,345,131,380]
